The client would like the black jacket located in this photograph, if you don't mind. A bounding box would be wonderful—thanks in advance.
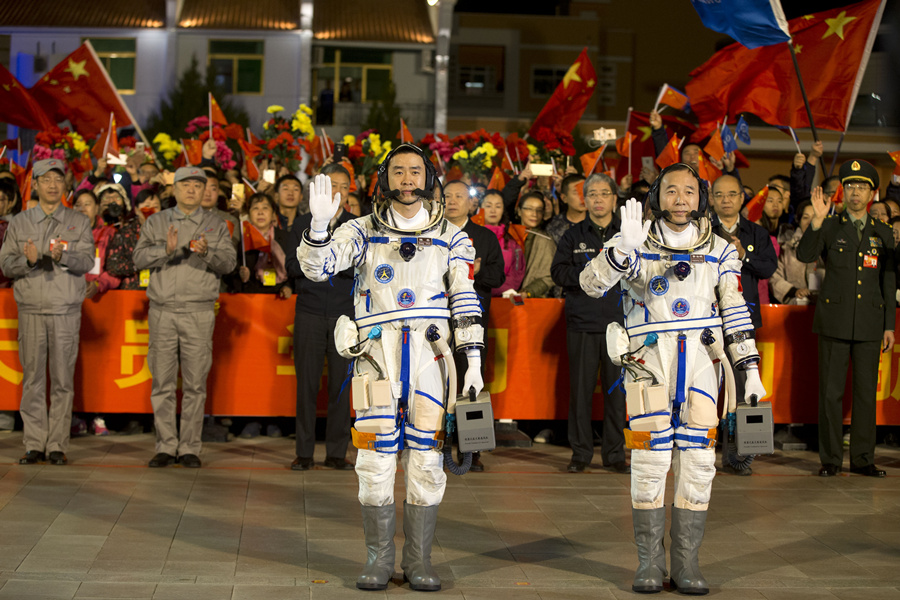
[797,213,896,341]
[711,215,778,328]
[550,216,624,333]
[284,211,355,318]
[461,219,505,321]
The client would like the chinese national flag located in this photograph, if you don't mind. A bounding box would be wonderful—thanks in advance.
[657,84,690,112]
[615,111,696,177]
[30,42,133,137]
[703,127,725,162]
[20,168,33,204]
[746,185,769,222]
[656,134,682,169]
[342,158,358,193]
[528,48,597,136]
[398,119,413,143]
[487,167,506,191]
[209,93,228,126]
[91,114,118,159]
[696,151,721,183]
[831,184,844,206]
[686,0,887,132]
[242,221,271,253]
[889,150,900,176]
[580,147,604,176]
[182,139,203,165]
[0,64,55,131]
[615,132,635,158]
[238,139,262,161]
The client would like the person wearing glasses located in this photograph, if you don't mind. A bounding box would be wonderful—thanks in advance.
[709,175,777,476]
[516,191,557,299]
[0,159,95,466]
[797,160,895,478]
[551,173,628,474]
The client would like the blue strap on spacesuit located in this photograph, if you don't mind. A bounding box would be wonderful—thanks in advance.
[400,326,411,408]
[673,334,687,429]
[368,236,449,248]
[640,253,717,263]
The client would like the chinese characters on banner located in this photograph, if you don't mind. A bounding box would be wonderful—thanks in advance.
[0,290,899,424]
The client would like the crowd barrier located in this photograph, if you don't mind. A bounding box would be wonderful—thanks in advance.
[1,290,899,424]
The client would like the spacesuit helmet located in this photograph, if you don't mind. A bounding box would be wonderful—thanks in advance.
[645,163,712,252]
[373,143,445,235]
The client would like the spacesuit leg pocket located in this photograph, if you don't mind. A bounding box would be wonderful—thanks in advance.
[685,387,718,429]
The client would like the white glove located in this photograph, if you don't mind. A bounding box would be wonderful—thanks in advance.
[462,350,483,397]
[501,288,518,299]
[308,173,342,237]
[616,197,652,256]
[743,366,766,404]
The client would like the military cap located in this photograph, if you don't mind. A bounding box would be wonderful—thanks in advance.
[839,159,879,190]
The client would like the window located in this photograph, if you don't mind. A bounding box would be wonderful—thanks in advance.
[315,48,393,104]
[208,40,264,95]
[531,66,569,97]
[84,38,136,94]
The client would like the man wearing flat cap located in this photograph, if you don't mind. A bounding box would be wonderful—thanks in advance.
[133,166,237,468]
[0,159,94,466]
[798,159,895,478]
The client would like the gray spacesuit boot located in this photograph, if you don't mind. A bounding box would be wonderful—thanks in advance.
[357,504,396,590]
[401,502,441,591]
[669,507,709,595]
[632,507,668,593]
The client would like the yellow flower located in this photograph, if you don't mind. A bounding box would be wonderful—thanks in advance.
[482,142,497,157]
[267,105,285,114]
[153,132,172,145]
[299,104,313,116]
[452,150,469,160]
[343,135,356,147]
[263,121,270,130]
[378,141,392,163]
[527,143,538,157]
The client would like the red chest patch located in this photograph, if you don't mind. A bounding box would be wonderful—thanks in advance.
[863,255,878,269]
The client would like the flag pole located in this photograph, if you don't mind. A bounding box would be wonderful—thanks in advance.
[786,41,818,143]
[828,132,845,178]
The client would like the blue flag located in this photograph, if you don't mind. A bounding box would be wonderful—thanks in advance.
[721,124,739,154]
[735,116,751,145]
[691,0,790,50]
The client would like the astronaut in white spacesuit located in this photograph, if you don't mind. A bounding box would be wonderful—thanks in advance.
[580,164,766,595]
[297,143,484,592]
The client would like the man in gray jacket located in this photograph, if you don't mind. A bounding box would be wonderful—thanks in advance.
[133,166,237,468]
[0,158,94,465]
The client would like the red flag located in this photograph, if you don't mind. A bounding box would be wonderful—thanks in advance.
[696,151,721,183]
[615,111,696,177]
[746,185,769,222]
[398,119,413,143]
[20,168,33,205]
[487,167,505,191]
[656,84,690,112]
[91,114,118,160]
[889,150,900,176]
[580,148,604,176]
[573,180,586,209]
[30,42,134,137]
[209,93,228,126]
[368,173,379,197]
[831,184,844,206]
[656,134,682,169]
[182,139,203,165]
[686,0,886,132]
[703,127,725,162]
[615,132,635,158]
[528,48,597,136]
[242,221,270,253]
[0,64,55,131]
[342,158,358,193]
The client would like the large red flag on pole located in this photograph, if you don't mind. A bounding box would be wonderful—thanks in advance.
[686,0,886,132]
[30,42,135,138]
[0,64,55,131]
[528,48,597,136]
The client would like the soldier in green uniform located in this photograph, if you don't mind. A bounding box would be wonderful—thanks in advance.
[797,159,895,478]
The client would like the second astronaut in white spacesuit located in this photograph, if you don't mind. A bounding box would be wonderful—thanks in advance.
[580,164,766,595]
[297,144,484,592]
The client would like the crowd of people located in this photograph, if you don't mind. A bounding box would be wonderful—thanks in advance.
[0,113,898,472]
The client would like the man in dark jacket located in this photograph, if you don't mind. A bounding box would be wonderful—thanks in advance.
[284,163,355,471]
[445,180,505,471]
[797,160,895,478]
[710,175,778,330]
[551,173,628,474]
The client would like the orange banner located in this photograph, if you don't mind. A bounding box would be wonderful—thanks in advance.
[1,290,899,424]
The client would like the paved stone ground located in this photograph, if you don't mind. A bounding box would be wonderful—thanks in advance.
[0,430,898,599]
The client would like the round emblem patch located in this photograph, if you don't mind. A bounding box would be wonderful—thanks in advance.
[672,298,690,318]
[397,288,416,308]
[374,264,394,284]
[649,276,669,296]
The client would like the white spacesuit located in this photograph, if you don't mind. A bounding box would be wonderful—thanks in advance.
[297,145,484,592]
[580,164,765,595]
